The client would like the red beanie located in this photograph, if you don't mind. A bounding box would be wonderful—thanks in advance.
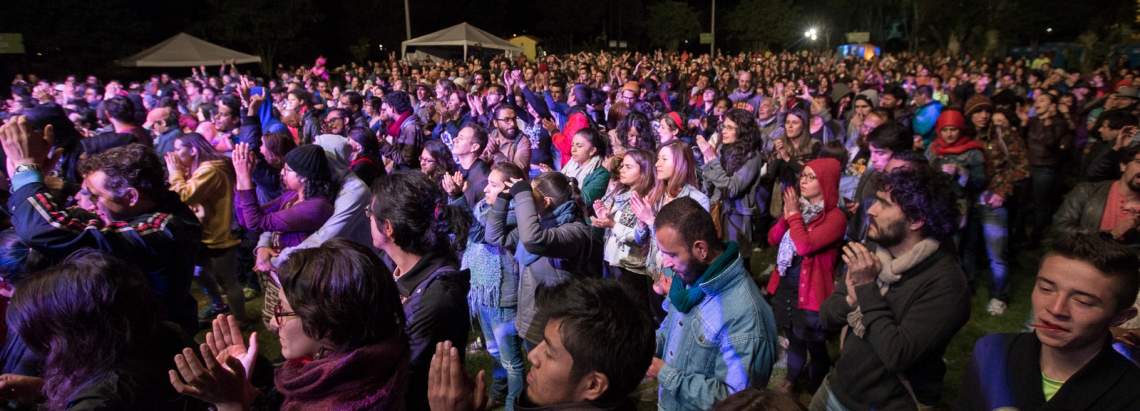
[935,110,966,133]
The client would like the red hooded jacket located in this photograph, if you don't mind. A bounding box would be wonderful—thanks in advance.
[766,157,848,312]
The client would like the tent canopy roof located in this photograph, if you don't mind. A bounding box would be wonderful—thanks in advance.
[402,23,523,52]
[116,33,261,67]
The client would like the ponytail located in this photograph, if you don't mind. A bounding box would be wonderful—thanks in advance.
[567,178,588,224]
[371,171,472,257]
[433,202,471,254]
[533,171,587,224]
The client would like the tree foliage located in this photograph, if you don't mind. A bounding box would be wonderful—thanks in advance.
[645,1,701,51]
[724,0,801,51]
[193,0,323,74]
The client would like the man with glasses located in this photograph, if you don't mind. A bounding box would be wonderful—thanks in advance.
[619,81,640,109]
[321,108,349,136]
[488,106,531,171]
[1055,144,1140,250]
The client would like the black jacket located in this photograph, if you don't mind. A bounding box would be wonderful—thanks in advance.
[955,332,1140,411]
[819,249,971,410]
[8,182,202,335]
[391,252,470,411]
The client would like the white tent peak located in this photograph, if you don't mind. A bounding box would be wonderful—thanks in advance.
[116,32,261,67]
[402,22,522,62]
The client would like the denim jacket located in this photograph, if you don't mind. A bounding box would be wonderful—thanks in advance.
[655,256,778,410]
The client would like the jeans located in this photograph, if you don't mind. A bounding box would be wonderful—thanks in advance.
[1025,167,1058,244]
[809,376,853,411]
[195,245,247,322]
[962,205,1010,301]
[475,304,525,410]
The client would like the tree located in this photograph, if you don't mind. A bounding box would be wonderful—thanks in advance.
[194,0,322,75]
[645,1,701,51]
[725,0,801,51]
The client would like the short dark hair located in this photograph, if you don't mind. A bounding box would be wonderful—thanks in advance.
[1046,233,1140,311]
[278,238,407,351]
[491,161,527,182]
[342,91,364,112]
[867,122,914,152]
[654,197,724,251]
[870,107,894,122]
[873,166,959,240]
[465,123,489,154]
[887,150,931,168]
[102,96,136,123]
[216,93,241,117]
[915,85,933,99]
[1101,109,1139,131]
[79,144,167,201]
[535,278,655,403]
[1120,144,1140,166]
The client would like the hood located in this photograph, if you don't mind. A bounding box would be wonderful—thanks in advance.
[804,157,841,213]
[314,133,352,172]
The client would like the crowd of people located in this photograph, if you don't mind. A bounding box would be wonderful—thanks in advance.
[0,44,1138,410]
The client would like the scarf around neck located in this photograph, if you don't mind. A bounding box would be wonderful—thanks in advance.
[562,156,602,186]
[776,198,825,275]
[464,199,515,309]
[515,200,578,268]
[386,111,412,137]
[275,338,409,411]
[669,241,740,314]
[932,135,984,158]
[874,238,940,294]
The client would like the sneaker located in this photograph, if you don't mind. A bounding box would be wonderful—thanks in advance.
[198,305,231,324]
[987,298,1007,316]
[466,336,486,355]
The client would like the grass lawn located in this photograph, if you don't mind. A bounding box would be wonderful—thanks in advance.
[194,238,1043,410]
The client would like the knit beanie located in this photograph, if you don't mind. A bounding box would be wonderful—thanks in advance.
[935,110,967,134]
[963,95,994,118]
[384,91,413,115]
[285,145,331,181]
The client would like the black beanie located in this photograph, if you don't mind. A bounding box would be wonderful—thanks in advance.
[285,145,331,181]
[384,91,413,114]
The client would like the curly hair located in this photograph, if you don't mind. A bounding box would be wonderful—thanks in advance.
[278,238,408,351]
[721,108,762,177]
[79,143,167,201]
[616,111,656,152]
[370,171,471,256]
[873,166,960,240]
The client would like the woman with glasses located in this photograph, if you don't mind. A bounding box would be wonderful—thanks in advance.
[420,140,460,187]
[765,158,846,396]
[170,239,410,410]
[233,143,339,328]
[368,171,470,411]
[696,108,766,268]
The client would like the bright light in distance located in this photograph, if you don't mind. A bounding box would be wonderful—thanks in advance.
[1046,28,1053,32]
[805,28,819,39]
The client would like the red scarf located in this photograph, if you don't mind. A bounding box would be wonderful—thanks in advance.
[387,111,412,137]
[932,135,985,157]
[275,338,409,411]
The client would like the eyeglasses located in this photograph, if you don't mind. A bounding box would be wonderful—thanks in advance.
[718,123,738,132]
[325,117,343,124]
[420,157,437,164]
[273,302,298,322]
[495,117,517,123]
[800,173,817,182]
[365,206,373,219]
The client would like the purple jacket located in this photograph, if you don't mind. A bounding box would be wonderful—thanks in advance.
[236,189,333,249]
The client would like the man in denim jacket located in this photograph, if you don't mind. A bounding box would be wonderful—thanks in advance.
[648,198,778,410]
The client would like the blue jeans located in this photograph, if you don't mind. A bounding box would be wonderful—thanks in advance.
[1027,167,1058,243]
[962,205,1010,301]
[809,376,853,411]
[476,304,525,410]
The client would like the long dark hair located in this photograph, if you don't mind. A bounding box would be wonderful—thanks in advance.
[421,140,459,183]
[533,171,587,224]
[347,126,380,157]
[175,132,234,179]
[616,111,656,152]
[261,132,297,169]
[9,249,164,410]
[371,171,471,256]
[278,238,407,352]
[722,108,761,177]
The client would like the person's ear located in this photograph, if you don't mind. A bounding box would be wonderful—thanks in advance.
[576,371,610,402]
[383,219,394,238]
[1112,306,1138,327]
[692,240,709,262]
[125,187,141,207]
[907,217,926,233]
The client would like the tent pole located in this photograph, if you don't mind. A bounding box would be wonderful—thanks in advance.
[404,0,412,40]
[464,44,468,60]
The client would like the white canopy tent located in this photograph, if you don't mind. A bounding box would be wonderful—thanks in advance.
[401,23,523,62]
[115,32,261,67]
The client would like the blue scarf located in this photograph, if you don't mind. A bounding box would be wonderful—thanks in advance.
[515,200,578,268]
[668,242,740,314]
[463,199,514,309]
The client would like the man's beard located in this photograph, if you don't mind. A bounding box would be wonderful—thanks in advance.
[499,126,519,141]
[869,216,908,248]
[678,257,710,285]
[1127,174,1140,193]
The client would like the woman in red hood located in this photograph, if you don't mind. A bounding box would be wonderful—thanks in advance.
[765,157,847,395]
[925,109,987,231]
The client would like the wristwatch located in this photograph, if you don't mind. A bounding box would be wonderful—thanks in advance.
[13,163,42,176]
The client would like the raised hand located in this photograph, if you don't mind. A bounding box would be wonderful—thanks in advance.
[696,134,717,161]
[427,341,487,411]
[590,200,616,229]
[0,116,55,177]
[204,315,259,376]
[231,143,255,190]
[782,187,800,218]
[629,191,656,227]
[165,152,183,177]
